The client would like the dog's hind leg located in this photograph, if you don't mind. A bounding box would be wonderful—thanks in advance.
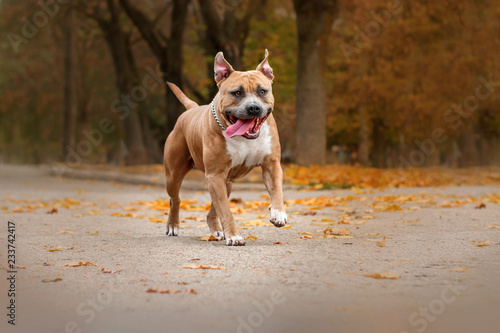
[164,134,193,236]
[206,181,232,239]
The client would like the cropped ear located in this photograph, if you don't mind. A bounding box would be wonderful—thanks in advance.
[214,52,234,84]
[256,49,274,81]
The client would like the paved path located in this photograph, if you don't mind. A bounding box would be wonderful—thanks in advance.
[0,164,499,333]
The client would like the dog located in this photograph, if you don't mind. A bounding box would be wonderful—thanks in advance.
[164,49,287,246]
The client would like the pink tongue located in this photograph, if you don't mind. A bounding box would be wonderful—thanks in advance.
[225,118,255,138]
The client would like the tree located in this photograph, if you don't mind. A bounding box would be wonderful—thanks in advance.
[293,0,337,166]
[62,2,78,161]
[195,0,266,101]
[118,0,189,135]
[82,0,149,165]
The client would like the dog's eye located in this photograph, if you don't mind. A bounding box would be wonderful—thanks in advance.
[259,89,268,96]
[232,91,242,97]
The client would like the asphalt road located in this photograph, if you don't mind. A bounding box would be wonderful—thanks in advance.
[0,164,499,333]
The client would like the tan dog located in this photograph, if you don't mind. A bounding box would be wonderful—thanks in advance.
[164,49,287,246]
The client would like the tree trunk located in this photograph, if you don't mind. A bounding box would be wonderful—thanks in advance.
[118,0,189,136]
[358,104,371,165]
[164,0,189,135]
[293,0,336,166]
[62,3,77,161]
[196,0,265,102]
[99,0,148,165]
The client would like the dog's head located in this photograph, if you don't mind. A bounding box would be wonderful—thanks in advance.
[213,50,274,140]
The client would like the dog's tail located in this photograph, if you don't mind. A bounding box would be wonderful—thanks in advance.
[167,82,199,110]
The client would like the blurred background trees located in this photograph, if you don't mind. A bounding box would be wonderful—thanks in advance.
[1,0,499,167]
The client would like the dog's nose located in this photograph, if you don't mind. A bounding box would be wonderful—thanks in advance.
[247,104,261,115]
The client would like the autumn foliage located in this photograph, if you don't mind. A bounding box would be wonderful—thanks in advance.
[1,0,499,166]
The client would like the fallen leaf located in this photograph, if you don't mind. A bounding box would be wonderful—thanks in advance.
[274,241,289,244]
[323,228,350,236]
[46,245,63,252]
[300,235,314,239]
[241,219,267,227]
[57,230,74,234]
[47,208,58,214]
[43,262,54,266]
[146,288,183,294]
[88,231,99,235]
[475,203,486,209]
[64,262,96,267]
[449,266,469,272]
[376,236,386,247]
[474,241,490,247]
[245,235,258,240]
[299,231,312,235]
[196,234,221,241]
[282,224,291,229]
[364,271,401,279]
[486,225,500,229]
[230,197,243,204]
[182,265,226,270]
[42,278,62,283]
[384,204,402,211]
[149,217,167,223]
[361,215,375,219]
[101,268,122,274]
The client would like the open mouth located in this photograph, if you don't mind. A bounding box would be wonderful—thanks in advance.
[225,114,269,139]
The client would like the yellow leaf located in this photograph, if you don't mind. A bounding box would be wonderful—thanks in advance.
[486,225,500,229]
[47,245,63,252]
[182,264,226,270]
[376,236,386,247]
[299,231,312,235]
[196,234,221,242]
[245,235,258,240]
[88,231,99,235]
[150,217,167,223]
[364,271,401,279]
[65,261,95,267]
[449,266,468,272]
[282,224,291,229]
[385,204,402,211]
[474,241,490,247]
[260,194,270,200]
[323,228,350,236]
[241,219,267,227]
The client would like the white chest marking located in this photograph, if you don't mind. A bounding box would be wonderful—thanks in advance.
[224,123,272,168]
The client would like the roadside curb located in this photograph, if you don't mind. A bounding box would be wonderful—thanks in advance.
[42,164,287,192]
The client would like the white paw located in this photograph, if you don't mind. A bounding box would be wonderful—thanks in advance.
[226,235,245,246]
[212,231,225,240]
[166,225,179,236]
[270,208,287,228]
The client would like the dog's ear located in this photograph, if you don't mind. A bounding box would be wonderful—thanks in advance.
[256,49,274,81]
[214,52,234,84]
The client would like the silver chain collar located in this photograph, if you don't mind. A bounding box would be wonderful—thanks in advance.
[211,99,226,130]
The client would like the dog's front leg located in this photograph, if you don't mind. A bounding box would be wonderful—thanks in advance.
[206,173,245,246]
[262,158,287,227]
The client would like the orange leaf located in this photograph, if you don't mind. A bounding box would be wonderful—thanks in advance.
[182,264,226,270]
